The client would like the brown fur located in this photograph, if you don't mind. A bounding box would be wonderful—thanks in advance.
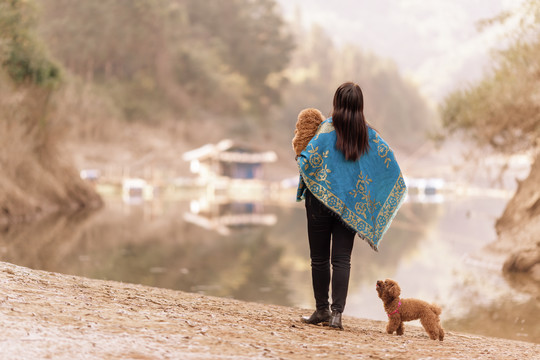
[376,279,444,341]
[292,108,325,157]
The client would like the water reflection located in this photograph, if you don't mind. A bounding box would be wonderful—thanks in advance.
[0,195,538,343]
[185,198,277,235]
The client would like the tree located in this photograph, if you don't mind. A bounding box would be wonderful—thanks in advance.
[0,0,101,222]
[38,0,294,119]
[0,0,60,87]
[440,0,540,265]
[273,21,435,153]
[184,0,294,112]
[440,0,540,153]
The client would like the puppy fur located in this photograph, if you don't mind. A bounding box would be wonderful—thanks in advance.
[292,108,325,157]
[376,279,444,341]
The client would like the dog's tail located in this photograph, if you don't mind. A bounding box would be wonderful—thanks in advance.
[430,304,442,316]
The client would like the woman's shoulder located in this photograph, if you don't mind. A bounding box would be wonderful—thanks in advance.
[368,126,381,140]
[312,118,335,137]
[319,117,333,127]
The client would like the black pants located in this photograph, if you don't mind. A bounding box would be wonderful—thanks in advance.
[305,190,355,313]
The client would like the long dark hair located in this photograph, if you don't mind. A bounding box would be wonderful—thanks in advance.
[332,82,370,161]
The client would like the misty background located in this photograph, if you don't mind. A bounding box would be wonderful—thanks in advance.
[1,0,538,344]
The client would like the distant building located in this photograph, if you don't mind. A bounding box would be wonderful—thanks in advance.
[80,169,100,183]
[122,178,153,204]
[403,177,446,203]
[182,139,277,180]
[182,140,278,234]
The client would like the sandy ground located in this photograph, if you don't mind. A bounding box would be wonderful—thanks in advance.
[0,261,538,360]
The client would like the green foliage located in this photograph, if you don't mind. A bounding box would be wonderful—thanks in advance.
[440,0,540,153]
[38,0,294,120]
[39,0,167,81]
[184,0,294,110]
[9,0,433,152]
[0,0,61,87]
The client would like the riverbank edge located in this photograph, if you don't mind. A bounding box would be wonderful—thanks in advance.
[0,198,103,228]
[0,261,537,359]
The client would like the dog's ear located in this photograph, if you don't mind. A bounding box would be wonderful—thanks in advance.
[388,282,401,299]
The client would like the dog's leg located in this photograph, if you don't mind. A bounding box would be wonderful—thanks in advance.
[396,321,404,336]
[420,315,439,340]
[438,324,445,341]
[386,317,401,335]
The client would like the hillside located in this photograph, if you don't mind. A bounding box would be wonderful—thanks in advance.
[0,0,102,224]
[35,0,435,173]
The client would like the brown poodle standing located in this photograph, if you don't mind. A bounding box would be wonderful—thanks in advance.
[376,279,444,341]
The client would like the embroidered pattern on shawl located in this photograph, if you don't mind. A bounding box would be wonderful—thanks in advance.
[296,119,407,251]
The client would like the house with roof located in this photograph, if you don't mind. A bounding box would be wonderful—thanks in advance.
[181,140,279,233]
[182,139,277,181]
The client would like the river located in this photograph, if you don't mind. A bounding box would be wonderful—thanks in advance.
[0,189,538,343]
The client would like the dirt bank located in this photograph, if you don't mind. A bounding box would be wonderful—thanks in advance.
[0,79,104,227]
[488,155,540,287]
[0,262,537,360]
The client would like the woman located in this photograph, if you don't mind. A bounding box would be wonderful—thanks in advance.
[296,82,407,330]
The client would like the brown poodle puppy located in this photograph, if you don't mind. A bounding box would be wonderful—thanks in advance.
[292,108,325,157]
[376,279,444,341]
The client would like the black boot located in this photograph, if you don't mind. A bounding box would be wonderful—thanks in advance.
[329,311,343,330]
[301,308,331,325]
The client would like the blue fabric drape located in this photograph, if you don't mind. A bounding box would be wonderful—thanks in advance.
[297,118,407,251]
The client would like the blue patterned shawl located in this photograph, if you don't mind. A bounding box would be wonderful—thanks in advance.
[296,118,407,251]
